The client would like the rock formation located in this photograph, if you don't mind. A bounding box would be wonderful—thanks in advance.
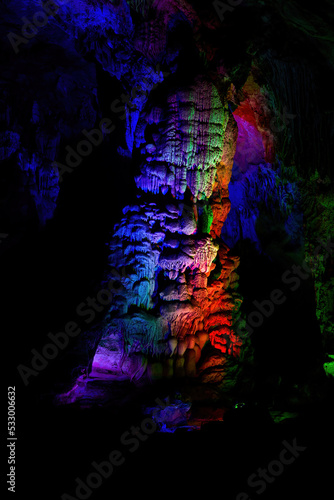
[1,0,333,414]
[92,74,242,383]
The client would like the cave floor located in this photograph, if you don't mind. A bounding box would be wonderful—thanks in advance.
[21,374,334,499]
[51,371,334,431]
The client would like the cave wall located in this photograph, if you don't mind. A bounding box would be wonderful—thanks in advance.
[1,0,334,399]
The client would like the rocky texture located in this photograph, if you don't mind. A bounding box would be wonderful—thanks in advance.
[135,77,229,200]
[1,0,333,410]
[92,75,242,382]
[298,170,334,354]
[324,355,334,379]
[0,6,99,235]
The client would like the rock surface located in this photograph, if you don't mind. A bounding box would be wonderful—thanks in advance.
[1,0,333,408]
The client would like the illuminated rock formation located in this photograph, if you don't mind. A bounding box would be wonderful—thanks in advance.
[2,0,333,410]
[92,75,242,382]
